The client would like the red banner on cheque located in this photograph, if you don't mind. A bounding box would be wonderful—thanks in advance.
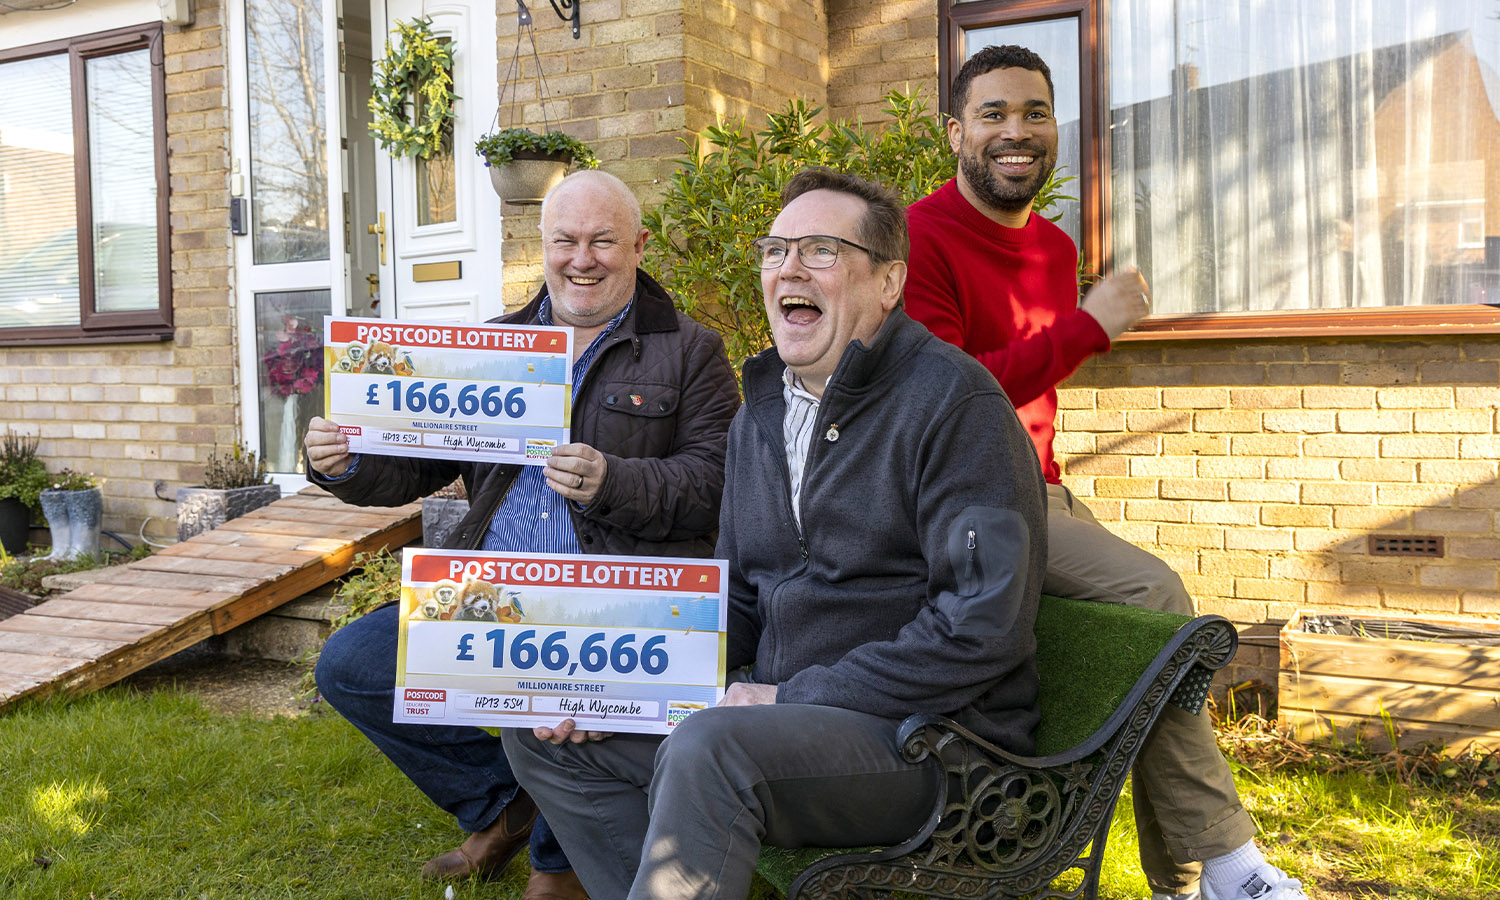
[409,553,723,594]
[326,319,569,354]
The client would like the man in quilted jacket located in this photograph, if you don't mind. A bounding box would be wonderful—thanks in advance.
[302,170,740,900]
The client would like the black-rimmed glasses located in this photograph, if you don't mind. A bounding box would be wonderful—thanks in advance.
[753,234,873,269]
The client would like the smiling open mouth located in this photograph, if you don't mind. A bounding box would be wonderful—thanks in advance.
[568,276,602,285]
[780,296,822,325]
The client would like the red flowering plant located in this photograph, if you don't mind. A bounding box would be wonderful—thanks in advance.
[262,315,323,397]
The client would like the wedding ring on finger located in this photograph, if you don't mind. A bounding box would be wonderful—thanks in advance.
[576,474,584,489]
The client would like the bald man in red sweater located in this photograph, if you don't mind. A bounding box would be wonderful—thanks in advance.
[905,45,1308,900]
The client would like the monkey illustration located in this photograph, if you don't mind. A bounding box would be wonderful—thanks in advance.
[411,579,462,620]
[334,343,366,374]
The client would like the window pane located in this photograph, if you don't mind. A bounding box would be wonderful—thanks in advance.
[0,54,80,328]
[87,49,160,313]
[246,0,329,264]
[963,18,1082,247]
[256,290,328,473]
[417,147,457,225]
[1110,1,1500,313]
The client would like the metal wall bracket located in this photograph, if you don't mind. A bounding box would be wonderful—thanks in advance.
[516,0,579,40]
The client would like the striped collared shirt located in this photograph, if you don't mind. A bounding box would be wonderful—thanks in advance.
[480,294,634,554]
[781,367,820,528]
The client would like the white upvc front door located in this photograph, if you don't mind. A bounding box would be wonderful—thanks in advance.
[229,0,501,485]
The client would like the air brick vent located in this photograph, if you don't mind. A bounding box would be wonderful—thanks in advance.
[1368,534,1444,557]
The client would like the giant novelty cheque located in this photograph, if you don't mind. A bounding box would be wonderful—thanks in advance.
[323,316,572,465]
[395,548,729,735]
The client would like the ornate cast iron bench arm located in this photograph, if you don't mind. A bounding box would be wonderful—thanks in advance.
[756,599,1239,900]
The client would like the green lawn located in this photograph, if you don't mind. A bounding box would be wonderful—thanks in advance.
[2,688,1496,899]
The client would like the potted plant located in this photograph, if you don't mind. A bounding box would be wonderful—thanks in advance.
[0,431,48,555]
[475,128,598,205]
[39,468,103,561]
[176,443,282,542]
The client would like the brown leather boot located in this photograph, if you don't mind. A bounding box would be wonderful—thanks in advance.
[522,868,590,900]
[420,789,538,880]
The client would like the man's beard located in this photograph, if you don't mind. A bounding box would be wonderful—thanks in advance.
[959,142,1056,215]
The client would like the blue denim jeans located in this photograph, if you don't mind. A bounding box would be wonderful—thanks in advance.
[315,602,570,872]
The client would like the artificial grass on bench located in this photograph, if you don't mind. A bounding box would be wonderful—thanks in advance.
[1033,595,1191,755]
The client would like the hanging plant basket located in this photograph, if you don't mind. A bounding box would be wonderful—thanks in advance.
[488,151,570,205]
[476,128,598,205]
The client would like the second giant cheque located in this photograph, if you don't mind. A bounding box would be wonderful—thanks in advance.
[394,548,729,735]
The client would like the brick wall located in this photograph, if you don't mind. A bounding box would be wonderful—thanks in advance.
[827,0,939,122]
[0,1,234,546]
[497,0,828,308]
[1057,335,1500,688]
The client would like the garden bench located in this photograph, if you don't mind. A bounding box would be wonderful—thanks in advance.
[756,595,1238,900]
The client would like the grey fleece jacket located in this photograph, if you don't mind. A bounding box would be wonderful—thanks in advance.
[720,309,1046,753]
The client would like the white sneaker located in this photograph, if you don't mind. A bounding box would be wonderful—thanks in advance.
[1151,892,1200,900]
[1202,864,1308,900]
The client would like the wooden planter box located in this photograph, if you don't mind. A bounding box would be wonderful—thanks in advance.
[1279,609,1500,753]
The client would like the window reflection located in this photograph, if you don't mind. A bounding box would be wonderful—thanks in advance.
[417,147,457,225]
[87,50,159,313]
[246,0,330,264]
[0,55,79,328]
[1110,1,1500,312]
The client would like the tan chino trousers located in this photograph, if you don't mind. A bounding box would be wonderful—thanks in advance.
[1045,483,1257,895]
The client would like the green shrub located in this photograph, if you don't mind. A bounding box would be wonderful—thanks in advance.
[298,547,403,699]
[642,91,951,370]
[643,89,1077,371]
[0,430,48,514]
[203,442,271,490]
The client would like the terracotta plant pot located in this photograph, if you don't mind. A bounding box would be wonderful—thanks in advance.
[487,151,571,205]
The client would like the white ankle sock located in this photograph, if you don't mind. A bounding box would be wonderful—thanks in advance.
[1202,841,1266,899]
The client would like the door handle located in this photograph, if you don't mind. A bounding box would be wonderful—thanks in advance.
[366,211,387,266]
[365,272,380,297]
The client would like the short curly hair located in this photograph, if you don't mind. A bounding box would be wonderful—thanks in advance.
[951,44,1055,117]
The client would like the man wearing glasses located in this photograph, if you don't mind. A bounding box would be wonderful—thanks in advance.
[905,45,1306,900]
[503,167,1047,900]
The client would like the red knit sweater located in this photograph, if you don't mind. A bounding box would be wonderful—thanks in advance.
[906,180,1110,484]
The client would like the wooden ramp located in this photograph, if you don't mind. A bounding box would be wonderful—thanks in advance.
[0,487,421,712]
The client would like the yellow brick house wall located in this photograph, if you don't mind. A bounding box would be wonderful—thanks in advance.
[0,2,237,546]
[826,0,939,122]
[1057,336,1500,687]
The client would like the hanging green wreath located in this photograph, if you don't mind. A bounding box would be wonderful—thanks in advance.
[368,17,457,159]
